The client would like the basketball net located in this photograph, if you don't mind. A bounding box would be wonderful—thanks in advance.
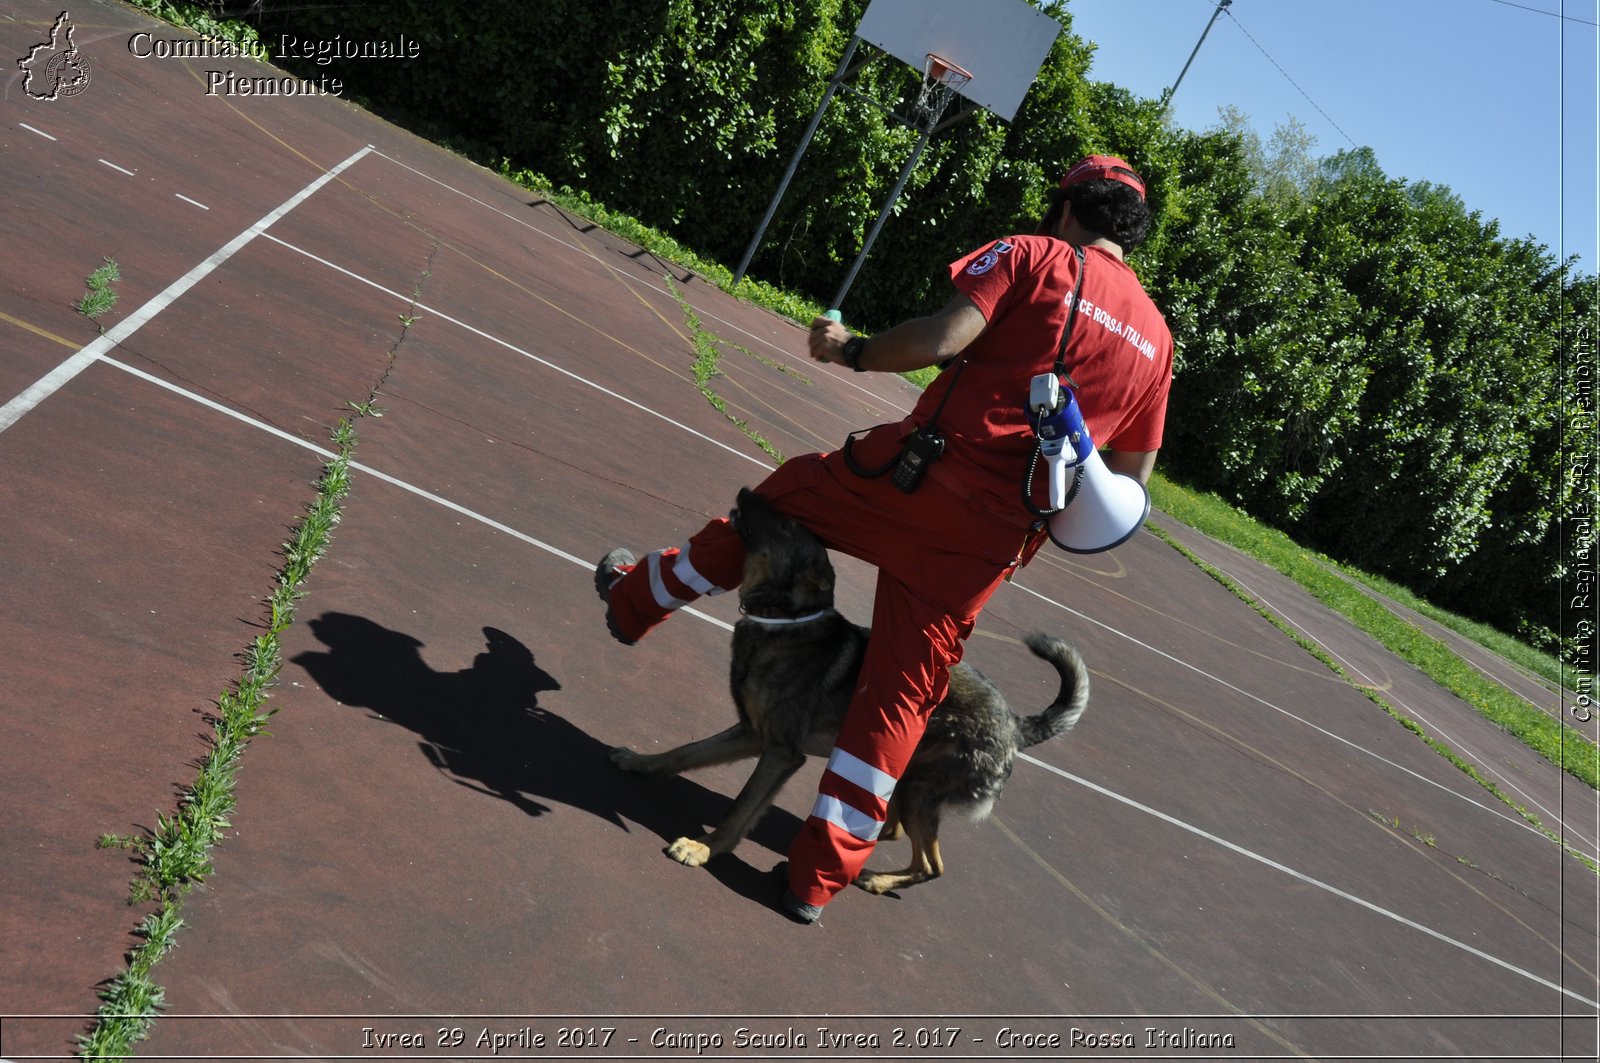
[913,52,972,128]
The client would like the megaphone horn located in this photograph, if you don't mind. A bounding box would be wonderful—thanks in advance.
[1047,446,1150,553]
[1039,386,1153,561]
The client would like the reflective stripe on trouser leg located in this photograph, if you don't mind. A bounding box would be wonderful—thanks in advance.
[785,576,970,908]
[607,519,744,642]
[808,747,899,840]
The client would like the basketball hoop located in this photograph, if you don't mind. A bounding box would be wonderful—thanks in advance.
[913,52,973,127]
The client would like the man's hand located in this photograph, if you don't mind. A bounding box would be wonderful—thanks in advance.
[808,315,852,367]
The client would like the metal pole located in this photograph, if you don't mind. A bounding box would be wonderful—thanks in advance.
[829,118,935,311]
[733,36,862,285]
[1159,0,1231,115]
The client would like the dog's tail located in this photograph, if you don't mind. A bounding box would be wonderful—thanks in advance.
[1015,633,1090,748]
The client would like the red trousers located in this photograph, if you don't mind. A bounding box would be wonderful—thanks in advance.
[607,436,1036,907]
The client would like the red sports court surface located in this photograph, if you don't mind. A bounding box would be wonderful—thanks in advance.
[1,2,1595,1060]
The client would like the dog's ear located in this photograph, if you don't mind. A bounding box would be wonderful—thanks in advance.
[800,569,833,597]
[795,548,836,604]
[733,488,770,547]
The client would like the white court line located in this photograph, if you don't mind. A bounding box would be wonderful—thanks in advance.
[1210,561,1596,860]
[88,353,1588,1011]
[0,145,373,434]
[98,157,136,176]
[368,148,914,417]
[97,356,736,635]
[1008,579,1550,843]
[18,122,56,140]
[258,232,769,471]
[175,193,210,211]
[1021,752,1599,1009]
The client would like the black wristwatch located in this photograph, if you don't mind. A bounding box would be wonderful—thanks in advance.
[841,335,868,373]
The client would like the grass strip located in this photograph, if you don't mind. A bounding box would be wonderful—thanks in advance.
[1147,473,1596,791]
[1327,565,1562,690]
[499,168,946,394]
[79,418,358,1061]
[498,163,826,325]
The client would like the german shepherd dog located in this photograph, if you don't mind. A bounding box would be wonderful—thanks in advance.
[608,488,1090,895]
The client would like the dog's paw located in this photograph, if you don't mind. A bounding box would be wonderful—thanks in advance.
[853,871,898,895]
[666,837,712,867]
[854,869,928,895]
[609,746,652,773]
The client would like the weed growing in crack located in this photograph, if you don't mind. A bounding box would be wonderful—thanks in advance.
[667,274,784,465]
[75,257,121,320]
[77,902,183,1061]
[77,418,359,1061]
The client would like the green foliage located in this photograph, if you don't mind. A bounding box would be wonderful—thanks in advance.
[123,0,265,53]
[1289,155,1566,619]
[1151,131,1369,525]
[77,901,182,1060]
[1154,134,1575,647]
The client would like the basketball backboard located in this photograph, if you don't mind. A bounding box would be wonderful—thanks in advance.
[855,0,1061,123]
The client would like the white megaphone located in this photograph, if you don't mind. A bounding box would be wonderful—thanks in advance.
[1029,374,1151,554]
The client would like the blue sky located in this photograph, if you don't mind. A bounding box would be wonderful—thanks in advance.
[1062,0,1598,278]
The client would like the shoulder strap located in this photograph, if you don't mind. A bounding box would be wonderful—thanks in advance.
[921,356,968,428]
[1053,244,1088,379]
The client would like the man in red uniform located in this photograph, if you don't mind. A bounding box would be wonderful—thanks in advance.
[596,155,1172,923]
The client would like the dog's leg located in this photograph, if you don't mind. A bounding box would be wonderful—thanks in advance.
[879,797,905,841]
[610,722,761,777]
[853,800,943,894]
[666,746,804,867]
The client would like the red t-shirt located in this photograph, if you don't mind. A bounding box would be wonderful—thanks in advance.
[906,235,1172,520]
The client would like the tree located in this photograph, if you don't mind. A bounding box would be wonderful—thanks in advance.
[1299,152,1562,598]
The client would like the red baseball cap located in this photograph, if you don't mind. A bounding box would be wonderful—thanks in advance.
[1059,155,1145,200]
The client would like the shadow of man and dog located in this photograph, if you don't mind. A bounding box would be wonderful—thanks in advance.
[291,612,795,905]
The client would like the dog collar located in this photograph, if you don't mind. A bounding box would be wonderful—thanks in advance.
[739,609,833,626]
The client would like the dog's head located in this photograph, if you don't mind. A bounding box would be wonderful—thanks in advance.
[731,488,835,619]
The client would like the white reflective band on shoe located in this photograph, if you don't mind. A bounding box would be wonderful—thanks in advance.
[810,794,883,842]
[826,748,897,801]
[672,545,726,597]
[646,552,688,611]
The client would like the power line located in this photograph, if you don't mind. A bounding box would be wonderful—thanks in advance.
[1483,0,1600,27]
[1221,6,1360,150]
